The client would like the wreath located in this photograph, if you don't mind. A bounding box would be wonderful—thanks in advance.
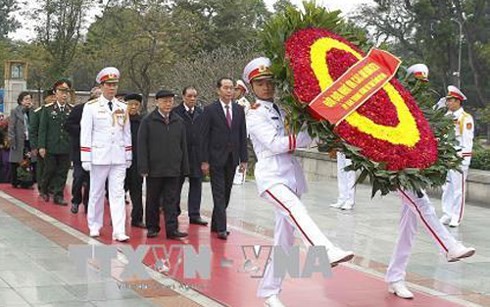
[260,3,461,196]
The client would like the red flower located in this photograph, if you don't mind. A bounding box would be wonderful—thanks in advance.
[285,28,438,170]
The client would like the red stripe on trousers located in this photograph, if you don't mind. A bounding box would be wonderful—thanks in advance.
[265,190,314,246]
[399,189,448,252]
[458,174,465,223]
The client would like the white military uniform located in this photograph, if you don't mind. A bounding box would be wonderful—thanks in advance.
[332,152,356,208]
[247,98,343,298]
[385,189,461,284]
[385,77,474,294]
[80,95,132,238]
[441,107,474,226]
[233,96,252,185]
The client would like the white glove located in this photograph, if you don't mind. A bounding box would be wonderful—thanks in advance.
[82,162,91,172]
[126,160,132,169]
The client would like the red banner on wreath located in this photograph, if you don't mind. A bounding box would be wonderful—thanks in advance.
[308,48,401,125]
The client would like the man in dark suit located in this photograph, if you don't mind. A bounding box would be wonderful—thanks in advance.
[200,78,248,240]
[124,93,145,228]
[173,86,208,226]
[139,89,189,240]
[65,87,101,213]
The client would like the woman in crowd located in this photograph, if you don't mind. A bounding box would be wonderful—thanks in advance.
[8,91,33,188]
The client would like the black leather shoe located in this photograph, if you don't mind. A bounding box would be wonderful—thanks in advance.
[40,193,50,202]
[53,197,68,206]
[167,230,188,240]
[147,230,159,238]
[211,229,230,235]
[131,221,146,229]
[71,203,80,214]
[217,231,228,240]
[190,217,208,226]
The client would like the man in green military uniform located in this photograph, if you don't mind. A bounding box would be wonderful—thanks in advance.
[38,79,73,205]
[30,89,56,193]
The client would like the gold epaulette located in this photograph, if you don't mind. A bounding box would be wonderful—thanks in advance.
[34,106,43,112]
[87,99,98,105]
[44,103,54,107]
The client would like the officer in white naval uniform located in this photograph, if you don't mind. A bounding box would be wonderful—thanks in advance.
[329,152,356,210]
[243,57,354,307]
[80,67,132,241]
[440,85,474,228]
[385,65,476,299]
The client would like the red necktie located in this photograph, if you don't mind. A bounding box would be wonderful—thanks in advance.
[225,105,232,128]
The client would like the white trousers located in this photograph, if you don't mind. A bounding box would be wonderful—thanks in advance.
[385,189,458,283]
[257,184,334,298]
[87,164,127,236]
[336,152,356,204]
[441,168,468,223]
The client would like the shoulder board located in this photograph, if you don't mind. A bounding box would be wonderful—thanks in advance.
[87,99,98,105]
[44,103,54,107]
[68,103,74,108]
[250,103,262,111]
[34,106,43,112]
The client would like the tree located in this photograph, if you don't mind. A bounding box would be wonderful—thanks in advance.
[161,42,260,105]
[272,0,296,14]
[351,0,490,109]
[171,0,270,51]
[31,0,94,78]
[80,3,176,110]
[0,0,19,39]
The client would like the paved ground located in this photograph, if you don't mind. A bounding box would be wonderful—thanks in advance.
[0,174,488,306]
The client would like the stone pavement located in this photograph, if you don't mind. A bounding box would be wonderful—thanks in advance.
[0,174,488,306]
[201,177,490,305]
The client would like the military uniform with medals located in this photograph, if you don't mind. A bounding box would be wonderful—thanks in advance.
[38,101,73,204]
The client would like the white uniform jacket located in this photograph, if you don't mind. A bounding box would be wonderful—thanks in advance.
[80,96,132,165]
[246,99,312,195]
[448,108,474,167]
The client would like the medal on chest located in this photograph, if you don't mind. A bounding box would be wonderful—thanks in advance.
[112,108,128,127]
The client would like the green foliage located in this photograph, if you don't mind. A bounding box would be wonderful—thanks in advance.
[351,0,490,109]
[78,4,176,108]
[470,149,490,170]
[171,0,270,52]
[30,0,95,78]
[260,2,462,197]
[0,0,19,39]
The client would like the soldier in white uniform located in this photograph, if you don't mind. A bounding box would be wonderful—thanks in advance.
[80,67,132,241]
[385,66,476,299]
[329,152,356,210]
[243,57,354,307]
[440,85,474,228]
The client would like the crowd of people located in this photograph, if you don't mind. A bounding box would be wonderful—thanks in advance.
[0,59,478,307]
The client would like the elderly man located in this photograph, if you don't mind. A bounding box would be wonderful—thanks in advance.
[124,93,145,228]
[138,90,189,239]
[244,57,354,307]
[440,86,474,228]
[172,86,207,226]
[80,67,132,241]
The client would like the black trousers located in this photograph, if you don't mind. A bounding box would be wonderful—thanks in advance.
[176,175,203,219]
[210,153,236,232]
[41,153,70,198]
[146,177,179,235]
[71,162,90,206]
[125,165,143,223]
